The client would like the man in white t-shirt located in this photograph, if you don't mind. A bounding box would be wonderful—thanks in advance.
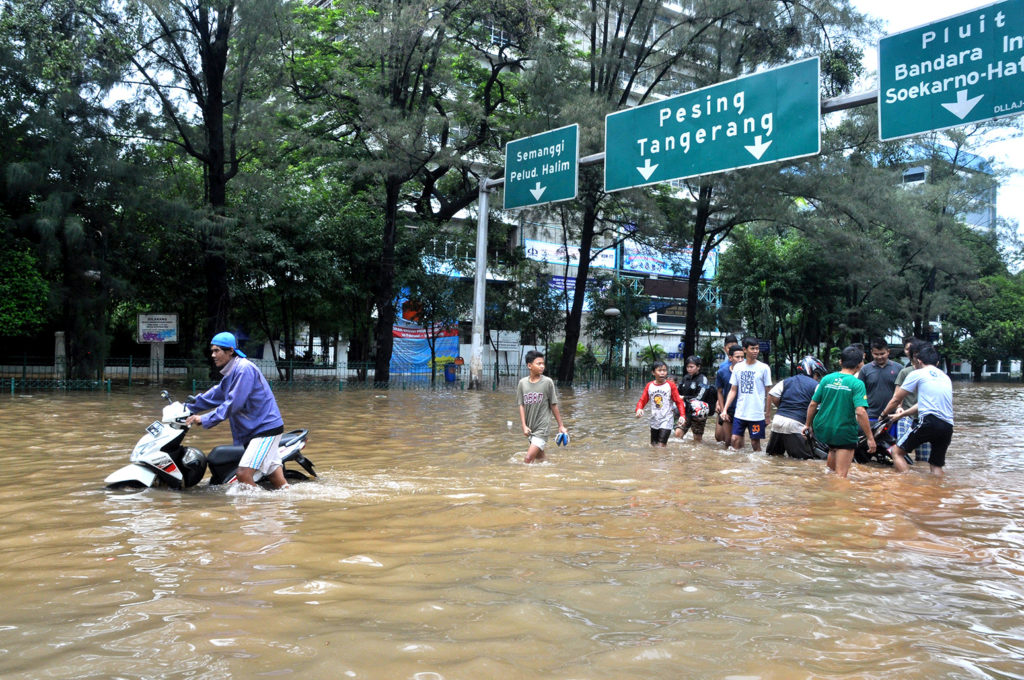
[721,337,772,451]
[880,343,953,476]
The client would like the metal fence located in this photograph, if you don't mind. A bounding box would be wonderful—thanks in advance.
[0,356,652,393]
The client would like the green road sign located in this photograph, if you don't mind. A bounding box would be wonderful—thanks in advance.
[604,57,820,192]
[503,124,579,210]
[879,0,1024,140]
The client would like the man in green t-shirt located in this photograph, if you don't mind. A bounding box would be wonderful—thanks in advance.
[805,345,876,478]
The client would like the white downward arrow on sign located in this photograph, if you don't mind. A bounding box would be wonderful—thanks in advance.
[529,182,547,201]
[941,90,984,120]
[744,135,773,160]
[636,158,658,180]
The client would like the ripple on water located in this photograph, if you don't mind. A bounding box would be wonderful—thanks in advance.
[0,384,1023,678]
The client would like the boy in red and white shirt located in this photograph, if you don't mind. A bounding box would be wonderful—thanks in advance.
[635,361,687,447]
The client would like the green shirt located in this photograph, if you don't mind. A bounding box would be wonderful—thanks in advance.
[811,372,868,447]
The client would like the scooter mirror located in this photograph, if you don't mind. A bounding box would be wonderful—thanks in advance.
[160,390,171,402]
[185,395,196,405]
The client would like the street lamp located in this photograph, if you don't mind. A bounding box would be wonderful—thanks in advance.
[604,307,620,379]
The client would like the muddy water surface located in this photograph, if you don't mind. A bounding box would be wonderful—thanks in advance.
[1,383,1023,679]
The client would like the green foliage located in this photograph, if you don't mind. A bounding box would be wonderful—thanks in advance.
[289,0,552,380]
[0,245,49,336]
[944,273,1024,372]
[545,341,590,374]
[226,164,384,375]
[637,344,666,366]
[576,345,600,372]
[587,278,649,375]
[0,0,1016,391]
[487,259,563,353]
[0,0,152,374]
[820,39,866,97]
[716,105,1004,373]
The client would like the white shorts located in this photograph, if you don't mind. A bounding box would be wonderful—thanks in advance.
[529,435,547,451]
[239,434,282,476]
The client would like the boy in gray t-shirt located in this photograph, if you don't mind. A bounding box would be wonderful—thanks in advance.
[516,350,568,463]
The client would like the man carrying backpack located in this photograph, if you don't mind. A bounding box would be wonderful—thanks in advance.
[766,356,827,459]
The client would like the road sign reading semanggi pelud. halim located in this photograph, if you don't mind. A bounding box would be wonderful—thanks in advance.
[503,124,579,210]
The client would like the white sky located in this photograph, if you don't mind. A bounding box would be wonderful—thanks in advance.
[851,0,1024,233]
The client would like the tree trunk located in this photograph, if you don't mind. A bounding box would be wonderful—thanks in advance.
[372,177,402,384]
[682,183,713,359]
[556,179,600,385]
[200,4,232,345]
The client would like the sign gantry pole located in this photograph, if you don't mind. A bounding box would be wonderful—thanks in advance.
[468,180,493,389]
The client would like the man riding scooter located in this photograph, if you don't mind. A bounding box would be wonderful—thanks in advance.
[185,332,289,490]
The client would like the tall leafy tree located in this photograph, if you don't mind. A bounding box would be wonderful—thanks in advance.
[530,0,868,382]
[224,154,386,377]
[876,129,1005,337]
[944,273,1024,379]
[91,0,289,342]
[289,0,549,383]
[0,0,150,374]
[716,107,1007,366]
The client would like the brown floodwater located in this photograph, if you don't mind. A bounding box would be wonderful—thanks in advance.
[1,382,1023,679]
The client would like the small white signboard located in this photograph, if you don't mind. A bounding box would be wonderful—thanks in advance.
[488,330,521,353]
[138,313,179,344]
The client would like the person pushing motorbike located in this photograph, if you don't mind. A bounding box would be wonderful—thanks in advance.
[184,332,289,490]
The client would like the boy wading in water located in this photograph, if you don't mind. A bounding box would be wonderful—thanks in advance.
[721,337,772,451]
[635,360,687,447]
[675,356,714,443]
[516,350,568,463]
[805,345,876,478]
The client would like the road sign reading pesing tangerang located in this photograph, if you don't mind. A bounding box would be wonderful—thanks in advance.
[603,57,820,192]
[879,0,1024,140]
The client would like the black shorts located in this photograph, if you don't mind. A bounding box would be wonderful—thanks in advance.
[650,428,672,445]
[823,442,858,451]
[679,417,706,437]
[898,414,953,467]
[765,431,814,459]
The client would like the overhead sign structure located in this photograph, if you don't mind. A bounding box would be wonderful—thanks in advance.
[503,124,579,210]
[879,0,1024,140]
[604,57,820,192]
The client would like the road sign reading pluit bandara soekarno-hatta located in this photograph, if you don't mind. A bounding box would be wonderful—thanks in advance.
[603,57,820,192]
[503,124,579,210]
[879,0,1024,140]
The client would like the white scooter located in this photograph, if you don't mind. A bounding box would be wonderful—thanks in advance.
[105,390,316,490]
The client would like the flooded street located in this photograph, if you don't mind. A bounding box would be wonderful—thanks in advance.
[2,383,1023,679]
